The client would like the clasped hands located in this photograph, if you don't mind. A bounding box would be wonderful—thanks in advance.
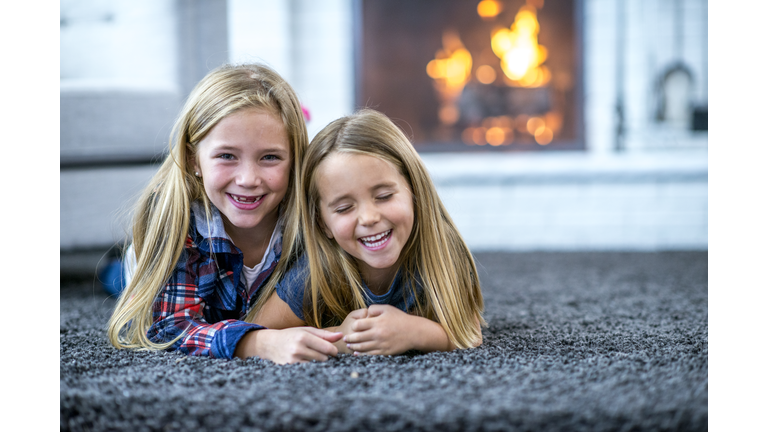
[245,304,442,364]
[336,304,415,356]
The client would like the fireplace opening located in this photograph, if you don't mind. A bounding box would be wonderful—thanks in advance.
[356,0,583,152]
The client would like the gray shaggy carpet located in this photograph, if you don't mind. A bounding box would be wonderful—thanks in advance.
[60,251,707,431]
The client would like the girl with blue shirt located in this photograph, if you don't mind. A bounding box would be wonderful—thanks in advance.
[248,109,486,355]
[106,64,344,363]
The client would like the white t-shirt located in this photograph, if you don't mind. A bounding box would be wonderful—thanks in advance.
[240,225,280,289]
[122,224,280,289]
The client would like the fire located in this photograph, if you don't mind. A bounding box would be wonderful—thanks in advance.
[428,2,562,146]
[426,30,473,99]
[463,112,560,146]
[477,0,503,20]
[491,5,550,87]
[426,30,473,125]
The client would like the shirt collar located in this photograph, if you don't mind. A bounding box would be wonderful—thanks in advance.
[362,269,404,301]
[190,200,285,256]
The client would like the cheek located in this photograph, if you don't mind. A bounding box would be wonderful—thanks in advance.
[393,200,415,224]
[327,216,354,241]
[273,164,292,190]
[200,165,224,190]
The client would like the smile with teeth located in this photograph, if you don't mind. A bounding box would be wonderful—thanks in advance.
[359,229,392,248]
[228,193,263,203]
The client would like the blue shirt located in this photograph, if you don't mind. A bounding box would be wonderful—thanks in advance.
[275,253,422,322]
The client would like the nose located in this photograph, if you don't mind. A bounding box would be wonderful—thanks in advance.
[358,202,380,227]
[235,162,261,188]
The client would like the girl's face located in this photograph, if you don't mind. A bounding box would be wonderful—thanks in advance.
[194,108,291,244]
[315,152,414,289]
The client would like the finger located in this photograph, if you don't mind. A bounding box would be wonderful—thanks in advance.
[278,344,330,364]
[354,349,384,356]
[294,346,331,363]
[366,304,387,317]
[347,308,368,320]
[301,333,340,357]
[344,329,376,344]
[301,327,344,342]
[346,340,379,353]
[351,318,375,333]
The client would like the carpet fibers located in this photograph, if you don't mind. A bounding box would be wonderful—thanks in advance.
[60,251,707,431]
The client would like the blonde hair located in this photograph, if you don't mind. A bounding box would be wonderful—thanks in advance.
[107,63,307,351]
[300,109,485,349]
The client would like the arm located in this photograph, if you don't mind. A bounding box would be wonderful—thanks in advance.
[236,291,343,363]
[248,291,363,356]
[149,248,342,362]
[146,246,257,359]
[343,304,483,355]
[234,327,342,363]
[250,291,306,329]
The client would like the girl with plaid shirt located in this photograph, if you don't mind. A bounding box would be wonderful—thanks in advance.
[107,64,343,364]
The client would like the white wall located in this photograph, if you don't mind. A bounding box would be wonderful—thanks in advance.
[227,0,355,140]
[60,0,178,91]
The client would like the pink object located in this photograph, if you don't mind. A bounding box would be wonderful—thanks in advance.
[301,105,311,122]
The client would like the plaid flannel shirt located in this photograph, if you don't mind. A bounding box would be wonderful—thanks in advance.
[146,201,282,358]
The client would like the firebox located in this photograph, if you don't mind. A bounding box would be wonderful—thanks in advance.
[356,0,583,152]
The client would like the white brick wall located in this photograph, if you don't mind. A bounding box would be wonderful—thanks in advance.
[423,152,707,251]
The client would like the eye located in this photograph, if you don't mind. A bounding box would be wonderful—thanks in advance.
[376,193,393,201]
[334,206,352,214]
[217,153,235,160]
[262,154,281,162]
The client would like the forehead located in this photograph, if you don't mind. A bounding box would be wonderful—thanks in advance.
[201,108,290,150]
[315,152,407,197]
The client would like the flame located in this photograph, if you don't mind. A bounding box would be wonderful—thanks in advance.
[477,0,503,20]
[534,126,553,145]
[491,5,550,87]
[427,30,473,125]
[476,65,497,84]
[426,30,473,99]
[526,117,545,135]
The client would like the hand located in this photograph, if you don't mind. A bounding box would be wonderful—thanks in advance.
[333,308,368,354]
[236,327,343,364]
[343,304,415,356]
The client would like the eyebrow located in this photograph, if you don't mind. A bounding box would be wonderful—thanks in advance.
[325,182,398,208]
[208,144,289,154]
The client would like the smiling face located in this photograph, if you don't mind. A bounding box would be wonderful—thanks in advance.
[194,108,291,246]
[315,152,415,292]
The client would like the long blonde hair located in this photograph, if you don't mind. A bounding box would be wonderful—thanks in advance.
[300,109,485,349]
[107,63,307,351]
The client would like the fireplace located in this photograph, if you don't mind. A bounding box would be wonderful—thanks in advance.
[356,0,583,152]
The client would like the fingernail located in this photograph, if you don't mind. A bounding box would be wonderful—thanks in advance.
[343,336,347,342]
[346,344,351,348]
[353,351,360,356]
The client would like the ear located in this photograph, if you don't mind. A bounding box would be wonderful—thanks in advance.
[188,152,200,177]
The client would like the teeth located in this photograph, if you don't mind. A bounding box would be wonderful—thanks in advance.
[231,194,259,203]
[360,230,391,247]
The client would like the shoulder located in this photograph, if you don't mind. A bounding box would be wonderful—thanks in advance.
[274,253,309,321]
[277,253,309,288]
[399,267,426,311]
